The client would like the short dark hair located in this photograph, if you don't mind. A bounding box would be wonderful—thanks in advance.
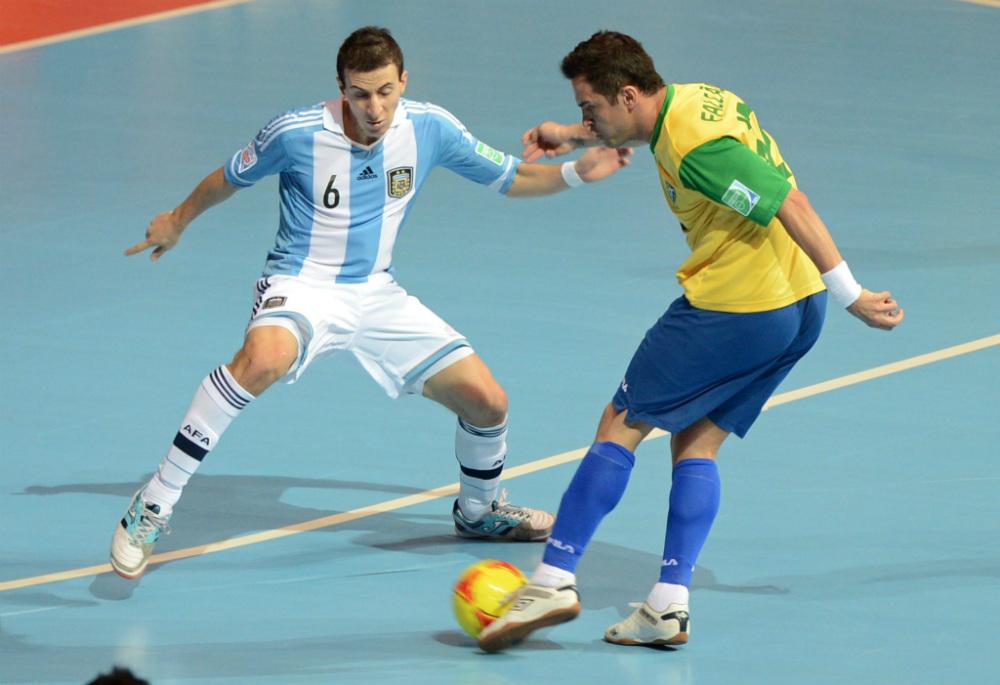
[86,667,150,685]
[561,31,664,103]
[336,26,404,84]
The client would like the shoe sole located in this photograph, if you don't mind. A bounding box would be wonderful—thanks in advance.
[109,558,146,581]
[454,527,551,542]
[604,631,688,646]
[478,602,581,653]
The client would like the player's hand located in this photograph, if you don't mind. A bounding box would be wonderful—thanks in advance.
[846,289,904,330]
[521,122,581,162]
[574,146,633,182]
[125,211,185,262]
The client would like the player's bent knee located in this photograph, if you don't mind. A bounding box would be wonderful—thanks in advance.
[230,330,299,393]
[459,381,508,427]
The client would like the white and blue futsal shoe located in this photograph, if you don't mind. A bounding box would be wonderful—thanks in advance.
[452,490,554,541]
[109,489,172,580]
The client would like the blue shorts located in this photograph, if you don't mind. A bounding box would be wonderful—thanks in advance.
[611,292,827,438]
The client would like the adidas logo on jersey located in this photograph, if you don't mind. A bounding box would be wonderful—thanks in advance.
[356,166,378,181]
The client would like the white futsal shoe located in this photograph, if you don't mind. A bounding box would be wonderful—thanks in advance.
[477,583,581,652]
[604,601,690,646]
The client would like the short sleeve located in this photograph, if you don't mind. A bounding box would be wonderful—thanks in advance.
[427,107,520,194]
[224,117,293,188]
[678,137,791,226]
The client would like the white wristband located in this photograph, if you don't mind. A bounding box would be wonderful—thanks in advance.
[561,161,584,188]
[820,261,863,308]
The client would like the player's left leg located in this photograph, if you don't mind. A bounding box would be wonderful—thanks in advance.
[350,279,553,541]
[605,417,727,646]
[423,355,554,541]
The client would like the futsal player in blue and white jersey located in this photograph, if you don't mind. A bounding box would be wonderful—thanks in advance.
[109,26,632,580]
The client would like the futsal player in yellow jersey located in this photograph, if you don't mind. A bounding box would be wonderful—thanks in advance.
[479,31,904,652]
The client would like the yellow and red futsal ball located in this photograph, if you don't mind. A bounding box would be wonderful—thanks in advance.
[452,559,527,637]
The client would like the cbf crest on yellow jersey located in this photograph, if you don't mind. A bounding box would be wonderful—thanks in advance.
[651,83,824,312]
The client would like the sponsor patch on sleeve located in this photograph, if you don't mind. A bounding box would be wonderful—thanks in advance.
[721,179,760,217]
[474,141,505,166]
[237,141,258,174]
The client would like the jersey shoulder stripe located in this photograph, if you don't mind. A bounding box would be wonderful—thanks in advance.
[257,117,324,152]
[258,106,324,148]
[401,100,473,141]
[259,104,324,135]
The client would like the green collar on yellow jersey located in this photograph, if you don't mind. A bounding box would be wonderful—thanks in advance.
[649,83,674,152]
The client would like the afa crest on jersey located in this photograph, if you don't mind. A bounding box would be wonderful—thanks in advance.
[387,166,414,199]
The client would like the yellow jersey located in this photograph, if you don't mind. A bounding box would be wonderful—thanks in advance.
[651,83,824,312]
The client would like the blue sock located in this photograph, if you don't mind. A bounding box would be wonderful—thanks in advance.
[660,458,721,586]
[542,441,635,573]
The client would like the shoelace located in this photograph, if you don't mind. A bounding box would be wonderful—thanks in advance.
[493,489,532,521]
[130,511,171,545]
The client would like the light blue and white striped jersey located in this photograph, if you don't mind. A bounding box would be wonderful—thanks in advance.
[224,97,520,283]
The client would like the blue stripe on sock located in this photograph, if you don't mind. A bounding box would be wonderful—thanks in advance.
[211,367,250,409]
[210,371,246,410]
[458,417,507,438]
[459,463,504,480]
[164,455,195,476]
[172,432,208,461]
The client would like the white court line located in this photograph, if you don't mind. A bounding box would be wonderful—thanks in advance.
[0,604,79,618]
[1,332,997,593]
[0,0,255,55]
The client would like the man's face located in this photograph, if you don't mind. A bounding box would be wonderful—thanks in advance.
[572,76,632,146]
[339,63,407,144]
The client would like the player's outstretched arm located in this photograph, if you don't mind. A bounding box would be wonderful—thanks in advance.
[776,188,904,331]
[521,122,599,162]
[124,167,238,262]
[505,146,632,198]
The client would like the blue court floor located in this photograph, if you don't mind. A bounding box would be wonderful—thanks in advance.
[2,1,999,683]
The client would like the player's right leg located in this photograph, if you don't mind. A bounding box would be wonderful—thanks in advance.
[109,325,297,579]
[478,404,652,652]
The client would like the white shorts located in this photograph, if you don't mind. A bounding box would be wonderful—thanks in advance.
[246,273,474,398]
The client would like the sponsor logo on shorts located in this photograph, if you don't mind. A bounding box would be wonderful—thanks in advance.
[387,166,413,198]
[721,179,760,216]
[475,141,505,166]
[237,141,257,174]
[262,296,286,310]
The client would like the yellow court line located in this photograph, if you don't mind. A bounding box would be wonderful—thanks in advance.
[0,0,255,55]
[958,0,1000,7]
[1,332,997,593]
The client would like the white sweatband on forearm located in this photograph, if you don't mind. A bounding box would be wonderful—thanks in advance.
[821,261,863,308]
[561,161,584,188]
